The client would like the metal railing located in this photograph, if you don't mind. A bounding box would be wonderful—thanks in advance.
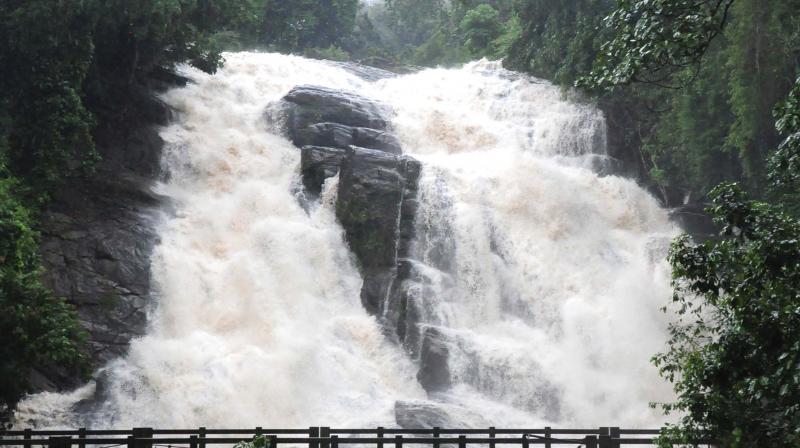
[0,427,708,448]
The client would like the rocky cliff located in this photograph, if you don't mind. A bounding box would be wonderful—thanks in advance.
[33,76,180,392]
[279,85,422,347]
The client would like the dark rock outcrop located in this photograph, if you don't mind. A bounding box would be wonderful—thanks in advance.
[395,401,453,428]
[416,327,452,393]
[279,85,422,346]
[336,146,421,316]
[282,85,390,142]
[669,203,717,240]
[33,79,173,393]
[394,400,486,429]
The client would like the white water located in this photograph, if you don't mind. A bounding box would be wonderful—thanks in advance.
[15,53,676,429]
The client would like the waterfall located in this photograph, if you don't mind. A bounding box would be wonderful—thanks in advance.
[14,53,676,429]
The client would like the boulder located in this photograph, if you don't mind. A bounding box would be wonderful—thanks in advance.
[336,146,421,316]
[416,327,452,393]
[394,401,465,429]
[282,85,390,144]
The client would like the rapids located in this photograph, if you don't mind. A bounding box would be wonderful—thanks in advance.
[14,53,677,429]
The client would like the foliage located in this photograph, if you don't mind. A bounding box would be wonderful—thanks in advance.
[769,77,800,211]
[0,179,87,417]
[579,0,736,89]
[385,0,449,51]
[505,0,613,85]
[505,0,800,205]
[0,1,98,198]
[349,1,518,67]
[460,5,501,55]
[654,180,800,447]
[258,0,359,53]
[234,435,270,448]
[723,0,800,193]
[0,0,261,196]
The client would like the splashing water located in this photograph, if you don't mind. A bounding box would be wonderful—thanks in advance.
[14,54,676,429]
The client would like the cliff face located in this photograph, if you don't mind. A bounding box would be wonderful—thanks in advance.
[599,96,716,238]
[32,77,179,392]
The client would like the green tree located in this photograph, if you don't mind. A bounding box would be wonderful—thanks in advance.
[505,0,614,85]
[579,0,736,89]
[769,77,800,212]
[460,4,501,55]
[655,162,800,445]
[258,0,359,53]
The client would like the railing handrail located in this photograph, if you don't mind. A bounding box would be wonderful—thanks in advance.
[0,427,707,447]
[0,428,662,436]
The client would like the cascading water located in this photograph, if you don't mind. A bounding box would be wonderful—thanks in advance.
[14,53,676,429]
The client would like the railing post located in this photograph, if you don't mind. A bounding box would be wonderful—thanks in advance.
[199,427,207,448]
[320,427,331,448]
[609,428,620,448]
[521,434,528,448]
[544,427,551,448]
[270,435,278,448]
[78,428,86,448]
[432,427,440,448]
[132,427,153,448]
[330,436,338,448]
[256,428,263,437]
[377,427,384,448]
[23,429,31,448]
[309,427,320,448]
[598,427,610,448]
[49,436,71,448]
[395,435,402,448]
[488,427,495,448]
[458,435,466,448]
[585,435,598,448]
[190,435,198,448]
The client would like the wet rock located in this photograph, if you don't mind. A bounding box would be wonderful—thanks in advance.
[669,203,716,240]
[416,327,452,393]
[585,154,626,177]
[294,122,401,155]
[327,61,399,82]
[40,180,158,369]
[32,75,174,395]
[336,146,421,317]
[300,146,347,196]
[279,85,421,345]
[282,85,390,143]
[395,401,461,429]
